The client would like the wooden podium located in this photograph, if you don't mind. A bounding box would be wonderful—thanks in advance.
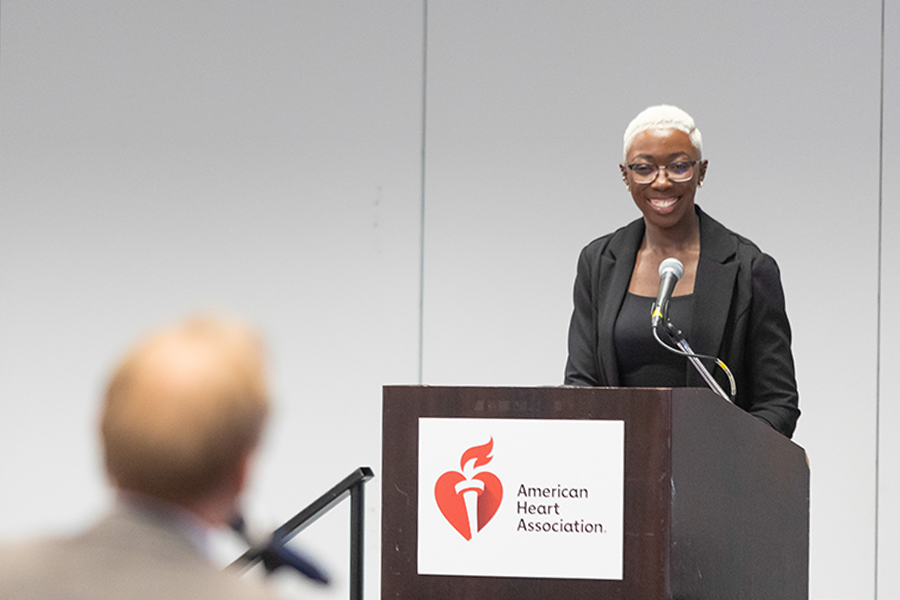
[381,386,809,600]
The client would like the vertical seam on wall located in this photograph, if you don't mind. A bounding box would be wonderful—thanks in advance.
[417,0,428,384]
[875,0,885,597]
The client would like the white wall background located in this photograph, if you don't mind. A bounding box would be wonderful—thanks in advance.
[0,1,895,599]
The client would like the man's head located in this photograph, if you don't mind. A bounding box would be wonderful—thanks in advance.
[100,315,270,523]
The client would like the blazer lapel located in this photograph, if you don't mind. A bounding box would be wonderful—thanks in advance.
[597,218,644,386]
[687,208,738,386]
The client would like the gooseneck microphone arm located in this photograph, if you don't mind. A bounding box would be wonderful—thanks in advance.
[658,320,733,403]
[650,257,736,403]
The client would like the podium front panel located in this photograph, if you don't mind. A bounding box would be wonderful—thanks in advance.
[382,385,674,600]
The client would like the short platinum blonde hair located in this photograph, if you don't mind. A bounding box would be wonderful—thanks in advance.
[623,105,703,160]
[101,315,270,504]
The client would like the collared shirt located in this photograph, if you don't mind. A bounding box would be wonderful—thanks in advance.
[116,491,212,557]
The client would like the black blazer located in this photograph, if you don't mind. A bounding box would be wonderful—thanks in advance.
[565,207,800,438]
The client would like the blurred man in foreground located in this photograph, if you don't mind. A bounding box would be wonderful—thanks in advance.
[0,315,281,600]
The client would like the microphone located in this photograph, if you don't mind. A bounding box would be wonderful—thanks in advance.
[651,258,684,328]
[258,541,330,584]
[647,257,736,403]
[229,514,330,584]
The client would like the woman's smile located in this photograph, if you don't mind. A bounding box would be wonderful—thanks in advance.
[648,197,678,211]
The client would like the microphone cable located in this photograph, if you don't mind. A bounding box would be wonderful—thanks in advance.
[652,319,737,402]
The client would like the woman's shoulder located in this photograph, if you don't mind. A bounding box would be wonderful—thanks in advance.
[579,216,644,259]
[698,208,773,260]
[698,208,782,280]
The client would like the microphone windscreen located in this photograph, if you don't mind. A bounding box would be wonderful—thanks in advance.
[658,257,684,281]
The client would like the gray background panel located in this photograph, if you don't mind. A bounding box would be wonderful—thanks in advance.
[878,0,899,598]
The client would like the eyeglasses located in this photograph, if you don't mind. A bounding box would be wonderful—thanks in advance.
[626,160,698,184]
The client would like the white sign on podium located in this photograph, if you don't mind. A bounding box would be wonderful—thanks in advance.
[417,417,624,580]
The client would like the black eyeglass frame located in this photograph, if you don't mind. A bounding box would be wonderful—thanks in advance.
[625,160,700,184]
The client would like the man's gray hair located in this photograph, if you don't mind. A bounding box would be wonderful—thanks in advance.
[623,105,703,160]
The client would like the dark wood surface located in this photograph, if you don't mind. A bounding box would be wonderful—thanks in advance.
[668,389,809,599]
[381,386,808,600]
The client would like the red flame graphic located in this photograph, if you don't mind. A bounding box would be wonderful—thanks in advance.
[460,437,494,471]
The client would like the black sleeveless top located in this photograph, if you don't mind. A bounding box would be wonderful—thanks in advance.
[614,293,693,387]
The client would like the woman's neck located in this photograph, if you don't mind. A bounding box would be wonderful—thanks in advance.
[642,210,700,256]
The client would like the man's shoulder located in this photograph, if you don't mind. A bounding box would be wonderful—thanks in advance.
[0,533,69,574]
[0,535,81,600]
[0,519,283,600]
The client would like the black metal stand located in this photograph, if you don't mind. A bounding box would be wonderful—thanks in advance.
[230,466,375,600]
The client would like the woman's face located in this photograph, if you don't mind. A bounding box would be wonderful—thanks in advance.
[620,128,707,230]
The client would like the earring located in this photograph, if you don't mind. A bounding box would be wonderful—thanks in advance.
[698,180,704,188]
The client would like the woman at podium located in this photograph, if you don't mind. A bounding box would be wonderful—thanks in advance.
[564,105,800,438]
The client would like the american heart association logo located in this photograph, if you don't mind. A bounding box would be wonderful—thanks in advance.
[433,437,503,541]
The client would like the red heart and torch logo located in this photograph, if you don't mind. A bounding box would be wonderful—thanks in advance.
[433,438,503,541]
